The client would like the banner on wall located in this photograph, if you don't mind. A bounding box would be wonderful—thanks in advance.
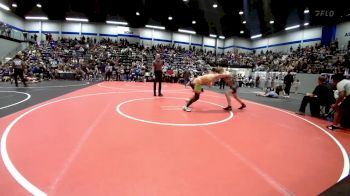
[321,25,337,46]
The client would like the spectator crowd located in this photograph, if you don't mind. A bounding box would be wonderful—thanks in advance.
[1,35,349,85]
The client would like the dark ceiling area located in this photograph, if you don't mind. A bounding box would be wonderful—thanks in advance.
[2,0,350,38]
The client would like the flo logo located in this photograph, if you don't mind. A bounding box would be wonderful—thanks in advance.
[315,10,335,17]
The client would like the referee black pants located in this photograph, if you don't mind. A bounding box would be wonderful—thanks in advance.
[154,71,162,96]
[13,68,26,87]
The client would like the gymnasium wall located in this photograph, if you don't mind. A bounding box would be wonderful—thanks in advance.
[0,39,30,61]
[0,8,24,31]
[335,21,350,50]
[0,10,27,60]
[252,27,322,53]
[223,37,252,53]
[22,18,224,53]
[217,39,224,54]
[294,73,321,94]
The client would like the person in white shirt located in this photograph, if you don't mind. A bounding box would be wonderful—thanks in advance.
[327,74,350,130]
[294,79,301,94]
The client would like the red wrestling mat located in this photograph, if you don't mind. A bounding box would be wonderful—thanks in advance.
[0,82,349,196]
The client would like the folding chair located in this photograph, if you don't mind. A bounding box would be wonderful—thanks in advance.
[325,109,336,122]
[320,105,327,117]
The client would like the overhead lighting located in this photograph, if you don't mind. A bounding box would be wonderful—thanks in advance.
[106,21,128,26]
[239,11,244,15]
[251,34,262,39]
[192,20,196,24]
[240,30,244,34]
[304,9,309,14]
[242,20,246,24]
[136,12,140,16]
[168,16,173,20]
[66,17,89,22]
[146,25,165,30]
[285,24,300,31]
[12,3,17,8]
[304,22,309,26]
[219,36,225,39]
[269,20,274,24]
[178,29,196,34]
[0,3,10,11]
[210,34,217,38]
[25,16,48,20]
[213,3,218,8]
[183,0,188,2]
[36,3,42,8]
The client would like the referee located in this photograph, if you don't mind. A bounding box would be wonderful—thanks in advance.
[153,54,164,96]
[12,55,27,87]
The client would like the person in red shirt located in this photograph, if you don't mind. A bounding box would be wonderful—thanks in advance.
[153,54,164,96]
[167,68,174,83]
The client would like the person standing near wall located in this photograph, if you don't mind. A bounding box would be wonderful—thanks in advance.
[255,75,260,88]
[294,79,301,94]
[105,63,112,81]
[12,55,27,87]
[153,54,164,96]
[284,71,294,95]
[6,26,11,37]
[183,69,191,87]
[23,32,28,40]
[343,55,350,76]
[219,78,226,89]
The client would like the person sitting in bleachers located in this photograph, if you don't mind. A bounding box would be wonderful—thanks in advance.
[0,23,7,36]
[296,76,335,117]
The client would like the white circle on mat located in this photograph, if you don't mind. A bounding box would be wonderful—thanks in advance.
[0,91,31,110]
[116,97,234,126]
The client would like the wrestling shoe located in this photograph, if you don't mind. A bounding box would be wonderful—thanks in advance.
[183,106,191,112]
[223,106,232,111]
[238,104,246,110]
